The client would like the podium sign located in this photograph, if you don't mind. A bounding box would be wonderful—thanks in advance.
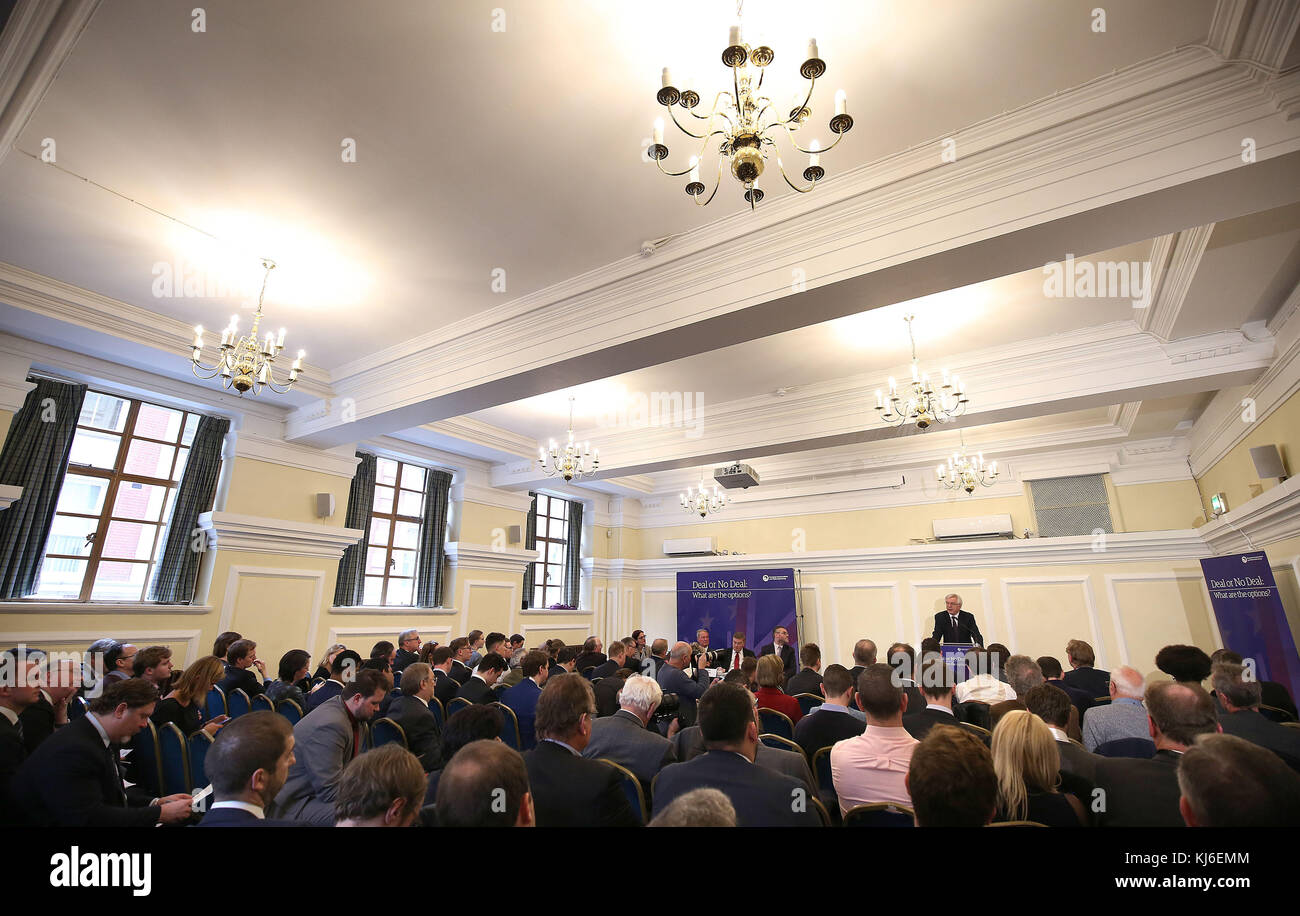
[940,643,975,683]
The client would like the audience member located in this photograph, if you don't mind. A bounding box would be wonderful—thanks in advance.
[593,668,634,718]
[435,739,534,827]
[1037,654,1094,719]
[0,648,40,821]
[197,711,299,826]
[314,643,346,681]
[1024,683,1097,784]
[906,725,998,826]
[1093,681,1219,827]
[20,655,81,753]
[589,639,628,679]
[1155,644,1212,685]
[367,641,396,674]
[754,654,803,725]
[785,643,823,697]
[641,638,669,679]
[991,710,1086,826]
[13,678,192,826]
[1081,665,1147,751]
[553,645,580,677]
[653,682,820,827]
[218,639,268,699]
[417,640,440,666]
[575,636,606,673]
[103,642,137,684]
[648,787,736,827]
[1178,733,1300,827]
[903,659,978,743]
[131,646,173,688]
[1210,662,1300,770]
[758,625,797,681]
[448,637,474,684]
[847,638,877,683]
[266,649,312,708]
[153,655,228,736]
[520,674,637,827]
[393,630,421,673]
[794,664,865,759]
[582,674,676,792]
[306,649,362,712]
[384,662,443,770]
[212,631,242,661]
[333,744,425,827]
[1062,639,1110,698]
[424,703,504,804]
[456,652,508,704]
[830,664,917,814]
[427,646,458,707]
[272,669,388,825]
[1210,648,1297,718]
[656,642,710,727]
[955,647,1018,705]
[500,650,549,749]
[989,655,1081,740]
[466,630,485,667]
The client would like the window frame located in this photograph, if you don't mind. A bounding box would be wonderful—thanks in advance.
[362,457,428,607]
[531,493,569,609]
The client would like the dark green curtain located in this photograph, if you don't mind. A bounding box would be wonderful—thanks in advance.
[521,491,537,609]
[0,378,87,599]
[148,415,229,603]
[333,452,376,606]
[414,468,453,607]
[564,499,583,608]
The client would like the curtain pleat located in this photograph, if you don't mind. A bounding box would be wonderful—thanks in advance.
[521,492,537,609]
[414,468,452,607]
[564,499,583,608]
[333,452,376,606]
[148,415,229,603]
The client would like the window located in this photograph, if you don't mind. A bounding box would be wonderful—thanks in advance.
[363,457,426,606]
[1029,474,1114,537]
[530,493,569,608]
[35,391,204,601]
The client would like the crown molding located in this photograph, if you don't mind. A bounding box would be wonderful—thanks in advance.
[1199,474,1300,555]
[1142,225,1216,341]
[422,416,536,459]
[231,429,361,480]
[451,483,532,514]
[198,511,363,560]
[444,542,538,572]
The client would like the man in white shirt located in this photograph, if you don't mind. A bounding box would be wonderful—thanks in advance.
[198,710,299,826]
[955,648,1017,704]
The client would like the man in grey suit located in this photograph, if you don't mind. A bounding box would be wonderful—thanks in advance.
[385,663,442,771]
[583,674,676,793]
[656,642,711,728]
[1081,665,1148,752]
[270,669,387,825]
[1212,662,1300,771]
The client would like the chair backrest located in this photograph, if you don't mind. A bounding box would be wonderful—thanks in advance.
[157,721,192,795]
[227,688,251,719]
[760,733,804,758]
[187,728,216,791]
[581,666,596,679]
[1092,696,1112,705]
[596,758,647,825]
[1281,721,1300,730]
[810,744,838,820]
[250,693,274,713]
[492,702,522,750]
[205,685,227,720]
[371,717,408,749]
[810,795,832,827]
[277,698,303,724]
[1259,704,1298,724]
[988,820,1049,827]
[427,696,444,728]
[393,670,402,690]
[447,697,473,716]
[794,693,824,716]
[757,707,795,740]
[961,722,991,738]
[844,803,915,827]
[129,720,163,797]
[1094,737,1156,758]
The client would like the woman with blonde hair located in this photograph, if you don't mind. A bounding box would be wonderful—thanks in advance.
[990,710,1087,826]
[754,653,803,724]
[152,655,229,736]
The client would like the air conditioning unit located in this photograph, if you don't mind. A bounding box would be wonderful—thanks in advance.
[663,537,719,556]
[714,462,760,489]
[932,514,1014,541]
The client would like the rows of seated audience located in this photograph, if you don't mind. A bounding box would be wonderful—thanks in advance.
[1,623,1298,827]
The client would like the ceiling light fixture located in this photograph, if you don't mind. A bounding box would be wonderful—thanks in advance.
[539,396,599,481]
[937,434,998,494]
[647,0,852,210]
[189,258,304,396]
[875,314,968,430]
[681,468,727,518]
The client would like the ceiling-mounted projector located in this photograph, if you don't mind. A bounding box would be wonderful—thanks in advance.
[714,462,759,489]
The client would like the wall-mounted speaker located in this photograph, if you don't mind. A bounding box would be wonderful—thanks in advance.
[507,524,522,544]
[315,493,336,519]
[1249,444,1288,482]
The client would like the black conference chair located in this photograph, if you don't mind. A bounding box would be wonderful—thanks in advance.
[371,717,408,749]
[447,697,473,717]
[493,702,523,750]
[760,733,804,758]
[157,721,191,794]
[427,696,445,728]
[187,729,215,790]
[1094,737,1156,759]
[205,686,226,721]
[128,720,164,798]
[793,693,824,716]
[811,746,839,824]
[250,693,274,713]
[226,688,251,719]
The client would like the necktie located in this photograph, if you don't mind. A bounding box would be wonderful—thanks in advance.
[732,651,740,670]
[951,615,959,632]
[107,743,126,805]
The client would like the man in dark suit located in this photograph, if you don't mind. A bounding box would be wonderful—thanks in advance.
[640,639,669,680]
[1177,733,1300,826]
[428,647,459,707]
[436,738,535,827]
[1093,681,1218,827]
[218,638,269,699]
[447,637,474,685]
[654,681,821,827]
[590,641,629,680]
[456,653,507,705]
[0,648,41,821]
[1212,662,1300,771]
[13,678,193,827]
[1037,655,1094,721]
[305,649,362,712]
[19,656,80,753]
[847,639,877,685]
[1210,648,1298,719]
[198,711,301,826]
[759,626,797,681]
[393,629,421,673]
[794,664,865,759]
[575,637,607,674]
[786,643,824,698]
[656,642,711,728]
[1061,639,1110,699]
[520,674,638,827]
[582,674,676,794]
[1025,683,1098,784]
[714,632,756,674]
[931,593,983,646]
[902,666,987,745]
[385,663,443,770]
[501,651,550,749]
[551,646,580,681]
[102,642,137,684]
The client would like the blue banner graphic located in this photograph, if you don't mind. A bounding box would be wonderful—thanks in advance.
[1200,550,1300,704]
[675,568,798,651]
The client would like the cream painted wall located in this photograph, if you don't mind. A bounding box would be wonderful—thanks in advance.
[1197,386,1300,517]
[451,500,527,545]
[0,408,12,446]
[224,457,353,526]
[1113,480,1204,532]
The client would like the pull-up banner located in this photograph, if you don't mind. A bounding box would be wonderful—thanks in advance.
[1199,550,1300,704]
[676,568,797,650]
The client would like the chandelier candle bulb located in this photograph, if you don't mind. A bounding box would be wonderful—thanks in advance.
[807,38,819,60]
[911,361,919,382]
[989,461,998,477]
[887,376,897,394]
[653,117,664,144]
[809,139,821,167]
[661,67,673,88]
[835,89,847,115]
[875,389,883,408]
[277,327,286,347]
[729,24,742,46]
[689,155,700,183]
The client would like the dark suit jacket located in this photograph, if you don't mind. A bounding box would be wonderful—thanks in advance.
[1093,749,1184,827]
[386,694,442,771]
[760,643,797,680]
[1260,681,1298,719]
[456,676,496,705]
[576,652,607,673]
[640,655,666,680]
[786,667,823,698]
[1046,678,1094,720]
[0,714,26,822]
[522,740,639,827]
[653,750,821,827]
[12,716,161,827]
[902,706,988,744]
[197,805,301,827]
[713,647,756,672]
[432,669,459,707]
[582,710,676,794]
[590,659,623,680]
[18,694,61,753]
[393,648,419,673]
[932,610,983,646]
[1219,709,1300,771]
[1062,666,1111,700]
[794,706,866,759]
[593,676,626,719]
[218,664,267,699]
[501,677,543,749]
[1055,737,1099,783]
[991,699,1082,742]
[669,726,817,796]
[655,664,709,727]
[449,659,473,685]
[305,678,343,712]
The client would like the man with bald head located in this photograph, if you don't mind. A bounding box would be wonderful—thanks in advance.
[847,639,877,683]
[1093,681,1219,826]
[1081,665,1148,752]
[655,641,710,730]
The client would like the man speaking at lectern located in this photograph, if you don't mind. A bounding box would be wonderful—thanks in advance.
[932,593,983,646]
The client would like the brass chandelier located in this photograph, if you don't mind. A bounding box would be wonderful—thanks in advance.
[875,315,968,430]
[189,258,304,396]
[681,469,727,518]
[937,437,998,494]
[539,396,599,482]
[647,0,852,210]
